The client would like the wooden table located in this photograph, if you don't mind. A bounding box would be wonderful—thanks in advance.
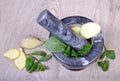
[1,0,120,81]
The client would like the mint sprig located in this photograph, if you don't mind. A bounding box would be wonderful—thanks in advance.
[98,45,115,72]
[45,36,93,57]
[26,51,52,73]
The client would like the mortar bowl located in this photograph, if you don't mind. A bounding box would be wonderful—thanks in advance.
[50,16,104,71]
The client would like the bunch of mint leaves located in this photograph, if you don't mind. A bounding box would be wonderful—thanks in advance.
[45,36,93,57]
[45,36,116,72]
[26,51,52,73]
[97,46,115,72]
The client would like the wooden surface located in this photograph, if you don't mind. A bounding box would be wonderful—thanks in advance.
[1,0,120,81]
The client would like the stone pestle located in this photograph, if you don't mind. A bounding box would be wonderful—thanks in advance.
[37,9,88,50]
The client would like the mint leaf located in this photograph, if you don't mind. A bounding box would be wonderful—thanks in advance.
[97,60,110,72]
[64,46,71,56]
[71,49,78,57]
[45,36,67,52]
[29,62,38,73]
[102,60,110,72]
[77,43,93,56]
[39,55,52,61]
[31,51,47,56]
[97,61,104,67]
[105,50,115,60]
[39,64,48,71]
[35,64,41,71]
[26,56,35,71]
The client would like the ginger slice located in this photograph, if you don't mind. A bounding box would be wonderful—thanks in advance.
[21,37,44,49]
[71,26,81,34]
[80,22,101,39]
[4,49,20,60]
[14,48,26,70]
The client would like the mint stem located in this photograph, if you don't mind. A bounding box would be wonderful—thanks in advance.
[28,54,42,64]
[104,44,107,50]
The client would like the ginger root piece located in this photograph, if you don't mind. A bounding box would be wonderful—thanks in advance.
[4,49,20,60]
[80,22,101,39]
[21,37,44,49]
[14,48,26,70]
[71,26,81,34]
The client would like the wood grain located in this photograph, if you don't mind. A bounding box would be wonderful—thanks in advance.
[1,0,120,81]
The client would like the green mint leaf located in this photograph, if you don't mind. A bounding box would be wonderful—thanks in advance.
[97,60,110,72]
[39,64,48,71]
[71,49,78,57]
[35,64,41,71]
[97,61,104,67]
[26,56,35,71]
[64,46,71,56]
[39,55,52,61]
[77,43,93,56]
[31,51,47,56]
[29,62,38,73]
[64,52,70,57]
[102,60,110,72]
[45,36,67,52]
[105,50,116,60]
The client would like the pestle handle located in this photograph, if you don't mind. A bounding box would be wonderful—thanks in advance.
[37,9,88,50]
